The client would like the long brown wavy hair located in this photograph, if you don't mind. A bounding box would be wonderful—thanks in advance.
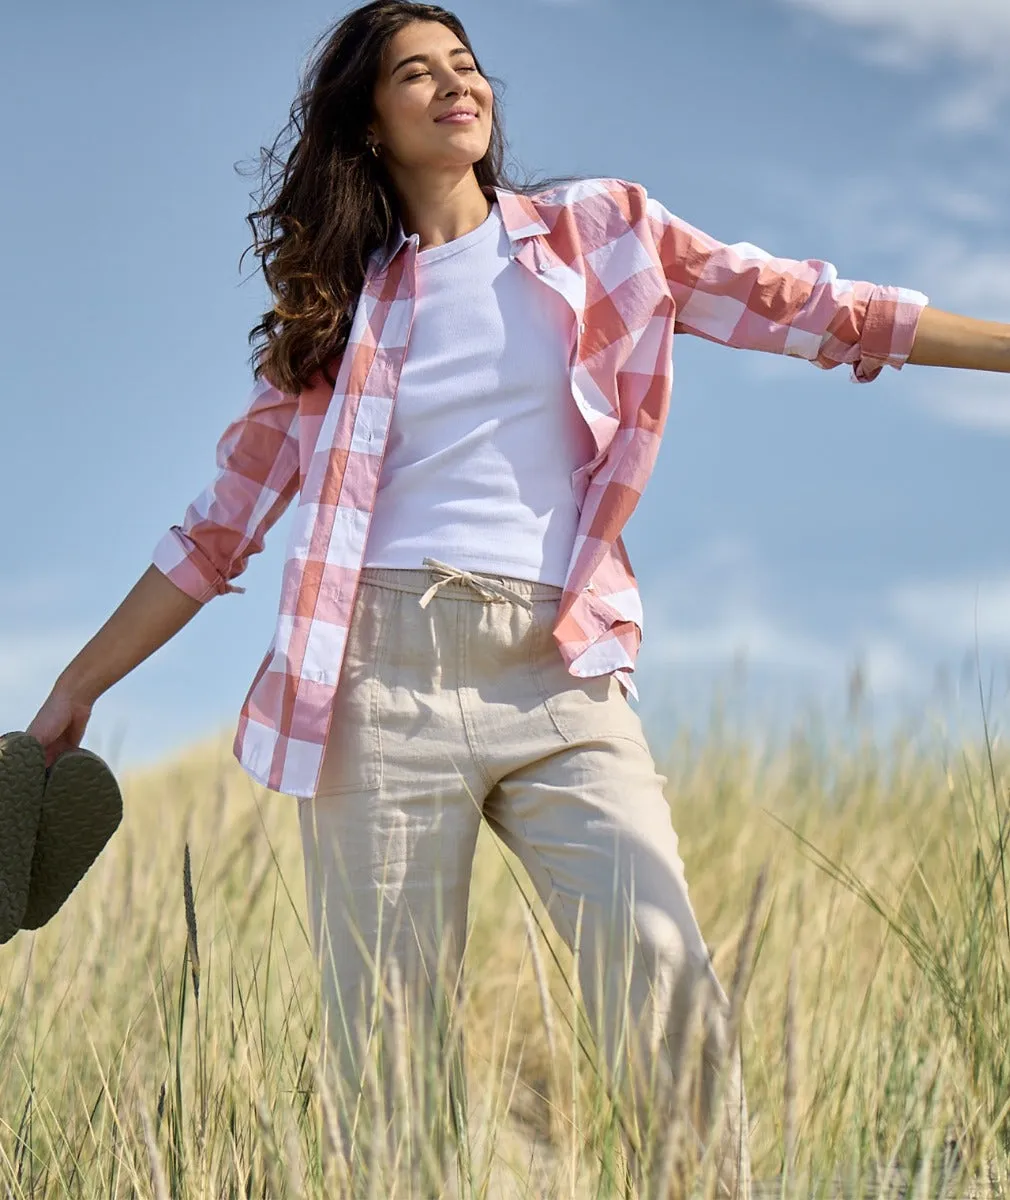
[242,0,578,395]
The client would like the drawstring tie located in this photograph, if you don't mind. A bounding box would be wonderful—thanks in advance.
[418,557,534,611]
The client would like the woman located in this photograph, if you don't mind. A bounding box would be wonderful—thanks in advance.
[26,1,1009,1194]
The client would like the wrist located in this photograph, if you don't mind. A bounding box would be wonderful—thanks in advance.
[55,664,104,707]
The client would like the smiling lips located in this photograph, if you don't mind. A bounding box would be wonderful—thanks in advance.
[436,108,478,123]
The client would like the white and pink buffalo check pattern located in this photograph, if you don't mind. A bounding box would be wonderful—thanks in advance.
[152,177,930,797]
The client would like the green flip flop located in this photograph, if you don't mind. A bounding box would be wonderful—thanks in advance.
[0,732,47,944]
[20,744,123,931]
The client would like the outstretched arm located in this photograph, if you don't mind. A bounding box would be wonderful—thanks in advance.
[644,192,929,383]
[906,307,1010,373]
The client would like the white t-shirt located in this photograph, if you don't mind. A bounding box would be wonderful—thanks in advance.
[361,200,596,586]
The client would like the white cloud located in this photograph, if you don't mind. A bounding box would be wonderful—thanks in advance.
[912,245,1010,322]
[859,637,922,695]
[652,611,834,674]
[638,547,1010,725]
[779,0,1010,67]
[907,371,1010,436]
[641,543,922,700]
[923,187,1002,226]
[0,629,91,698]
[647,608,920,697]
[778,0,1010,131]
[889,575,1010,649]
[930,77,1010,135]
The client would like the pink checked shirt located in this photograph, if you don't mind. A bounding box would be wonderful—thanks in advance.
[152,177,930,797]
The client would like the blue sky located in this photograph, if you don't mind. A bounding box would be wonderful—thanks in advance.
[3,0,1010,774]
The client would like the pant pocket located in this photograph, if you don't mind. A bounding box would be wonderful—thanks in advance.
[530,603,651,750]
[315,583,392,796]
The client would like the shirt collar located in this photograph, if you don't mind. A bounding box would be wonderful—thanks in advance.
[371,184,550,273]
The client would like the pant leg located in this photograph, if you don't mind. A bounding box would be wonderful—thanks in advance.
[298,574,487,1185]
[471,598,752,1199]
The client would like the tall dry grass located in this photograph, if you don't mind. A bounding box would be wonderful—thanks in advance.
[1,704,1008,1197]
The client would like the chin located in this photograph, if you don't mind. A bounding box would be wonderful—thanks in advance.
[428,147,489,168]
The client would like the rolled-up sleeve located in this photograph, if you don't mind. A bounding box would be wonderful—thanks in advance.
[645,195,929,383]
[152,376,300,604]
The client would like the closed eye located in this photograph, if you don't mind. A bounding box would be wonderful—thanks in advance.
[404,65,478,80]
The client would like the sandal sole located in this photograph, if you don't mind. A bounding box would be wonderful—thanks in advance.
[0,732,46,944]
[21,748,122,931]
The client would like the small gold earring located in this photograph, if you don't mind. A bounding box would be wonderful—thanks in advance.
[369,141,380,158]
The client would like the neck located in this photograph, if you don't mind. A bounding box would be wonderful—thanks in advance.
[390,168,492,253]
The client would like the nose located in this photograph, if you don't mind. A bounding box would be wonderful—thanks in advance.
[438,69,471,100]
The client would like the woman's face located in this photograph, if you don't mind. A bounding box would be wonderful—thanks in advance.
[368,20,493,174]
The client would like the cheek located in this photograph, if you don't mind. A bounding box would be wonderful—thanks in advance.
[476,79,494,111]
[383,93,432,141]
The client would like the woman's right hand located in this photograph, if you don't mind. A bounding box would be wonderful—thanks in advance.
[26,687,94,770]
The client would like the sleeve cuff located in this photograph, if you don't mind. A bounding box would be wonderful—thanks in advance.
[151,527,246,603]
[852,285,931,383]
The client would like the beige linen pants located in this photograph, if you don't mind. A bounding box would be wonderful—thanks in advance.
[298,560,750,1197]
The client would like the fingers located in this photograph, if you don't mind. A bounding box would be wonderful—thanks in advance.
[43,740,66,771]
[25,715,53,748]
[25,694,90,769]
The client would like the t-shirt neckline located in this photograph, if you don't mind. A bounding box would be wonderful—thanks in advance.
[415,200,501,265]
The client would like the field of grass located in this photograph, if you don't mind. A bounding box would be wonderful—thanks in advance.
[2,703,1009,1197]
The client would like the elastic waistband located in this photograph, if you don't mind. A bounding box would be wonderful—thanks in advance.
[358,562,565,604]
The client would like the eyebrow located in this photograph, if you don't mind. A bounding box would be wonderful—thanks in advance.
[390,47,474,76]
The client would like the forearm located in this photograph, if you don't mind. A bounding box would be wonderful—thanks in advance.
[56,564,203,703]
[907,305,1010,372]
